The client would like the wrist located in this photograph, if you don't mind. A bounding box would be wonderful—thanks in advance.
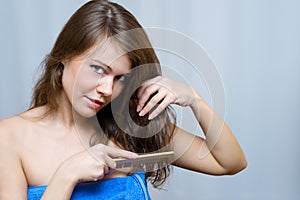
[190,91,202,110]
[41,163,77,199]
[54,162,78,189]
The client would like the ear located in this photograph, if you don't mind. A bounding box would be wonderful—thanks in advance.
[61,57,72,66]
[61,60,66,66]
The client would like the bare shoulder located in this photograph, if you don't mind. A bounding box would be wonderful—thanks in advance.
[0,115,25,141]
[0,107,45,140]
[0,113,32,141]
[0,117,23,168]
[0,113,31,164]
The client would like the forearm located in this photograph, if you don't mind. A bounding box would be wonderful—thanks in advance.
[191,94,247,174]
[41,165,77,200]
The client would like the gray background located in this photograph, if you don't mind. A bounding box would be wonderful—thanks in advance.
[1,0,299,199]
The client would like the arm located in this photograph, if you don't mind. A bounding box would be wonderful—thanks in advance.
[137,76,247,175]
[0,120,138,200]
[0,123,28,199]
[0,121,72,200]
[40,167,76,200]
[172,97,247,175]
[41,144,138,200]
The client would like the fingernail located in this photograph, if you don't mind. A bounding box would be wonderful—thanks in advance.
[139,110,144,116]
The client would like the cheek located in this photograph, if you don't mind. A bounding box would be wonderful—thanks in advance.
[62,69,76,98]
[75,73,97,90]
[70,66,98,93]
[62,66,87,99]
[111,83,124,99]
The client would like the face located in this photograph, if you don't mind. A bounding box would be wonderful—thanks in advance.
[62,43,132,118]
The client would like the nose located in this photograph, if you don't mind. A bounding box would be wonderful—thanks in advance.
[96,76,113,96]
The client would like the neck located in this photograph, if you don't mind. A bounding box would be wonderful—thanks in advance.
[54,92,100,145]
[54,92,76,129]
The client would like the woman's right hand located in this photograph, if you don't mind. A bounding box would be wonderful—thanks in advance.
[41,144,138,199]
[57,144,138,184]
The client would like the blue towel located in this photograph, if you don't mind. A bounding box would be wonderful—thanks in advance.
[28,172,151,200]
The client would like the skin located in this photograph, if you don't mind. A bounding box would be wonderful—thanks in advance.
[0,44,247,199]
[137,77,247,174]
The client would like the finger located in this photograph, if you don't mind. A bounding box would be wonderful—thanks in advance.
[105,146,138,160]
[93,154,107,166]
[96,168,106,181]
[103,154,117,169]
[92,144,138,167]
[137,85,147,100]
[139,76,162,88]
[136,84,160,112]
[138,90,167,117]
[95,159,110,177]
[105,168,115,176]
[137,76,162,99]
[148,95,176,120]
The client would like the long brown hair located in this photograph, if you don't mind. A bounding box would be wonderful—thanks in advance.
[30,0,176,187]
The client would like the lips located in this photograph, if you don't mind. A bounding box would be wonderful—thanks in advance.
[86,96,104,110]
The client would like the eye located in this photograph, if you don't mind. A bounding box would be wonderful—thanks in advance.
[115,73,131,82]
[90,65,105,74]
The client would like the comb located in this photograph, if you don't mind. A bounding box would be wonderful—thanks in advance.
[114,151,174,172]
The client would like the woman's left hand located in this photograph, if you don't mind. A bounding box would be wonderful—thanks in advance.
[136,76,201,119]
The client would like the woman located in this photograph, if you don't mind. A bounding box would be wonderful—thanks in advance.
[0,0,247,199]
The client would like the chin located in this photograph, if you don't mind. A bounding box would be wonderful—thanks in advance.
[72,108,97,119]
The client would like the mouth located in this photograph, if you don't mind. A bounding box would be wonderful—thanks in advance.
[85,96,104,110]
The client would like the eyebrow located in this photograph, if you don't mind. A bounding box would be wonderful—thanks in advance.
[92,59,111,71]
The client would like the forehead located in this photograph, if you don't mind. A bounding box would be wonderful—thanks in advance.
[88,40,132,73]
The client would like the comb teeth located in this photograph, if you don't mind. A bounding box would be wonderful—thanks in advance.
[114,151,174,172]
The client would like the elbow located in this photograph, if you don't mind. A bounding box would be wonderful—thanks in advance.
[226,157,248,175]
